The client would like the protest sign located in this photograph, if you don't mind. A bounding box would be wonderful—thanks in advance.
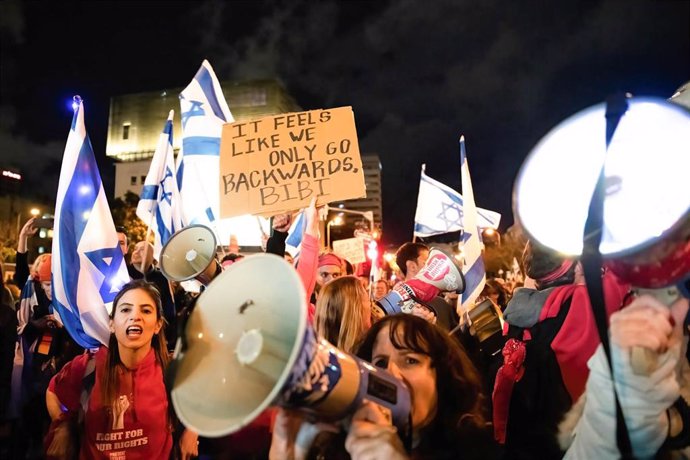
[332,237,366,264]
[219,107,366,217]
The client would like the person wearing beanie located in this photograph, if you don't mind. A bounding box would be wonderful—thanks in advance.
[493,240,629,458]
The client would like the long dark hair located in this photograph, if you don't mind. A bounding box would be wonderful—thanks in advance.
[355,315,489,457]
[101,280,169,408]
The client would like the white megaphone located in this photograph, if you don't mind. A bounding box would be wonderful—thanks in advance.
[170,253,411,439]
[374,247,465,317]
[159,225,219,285]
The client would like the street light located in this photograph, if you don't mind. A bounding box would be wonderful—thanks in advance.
[482,227,501,246]
[325,205,375,235]
[326,216,343,249]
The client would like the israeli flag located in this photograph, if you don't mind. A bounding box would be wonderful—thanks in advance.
[177,59,233,226]
[285,212,306,260]
[136,110,184,259]
[458,137,486,311]
[414,166,501,237]
[52,97,130,348]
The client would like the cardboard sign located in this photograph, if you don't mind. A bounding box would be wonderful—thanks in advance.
[332,237,366,264]
[219,107,366,217]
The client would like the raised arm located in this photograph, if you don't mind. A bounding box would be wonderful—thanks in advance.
[14,218,37,287]
[295,198,319,313]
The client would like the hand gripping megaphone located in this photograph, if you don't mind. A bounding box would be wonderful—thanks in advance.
[159,225,219,285]
[374,247,465,317]
[169,253,411,439]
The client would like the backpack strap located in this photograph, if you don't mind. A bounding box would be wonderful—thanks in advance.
[581,92,634,458]
[78,351,97,424]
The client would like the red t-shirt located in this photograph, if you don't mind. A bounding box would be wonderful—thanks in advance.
[49,347,173,460]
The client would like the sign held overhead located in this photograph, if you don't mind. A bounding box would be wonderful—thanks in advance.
[219,107,366,217]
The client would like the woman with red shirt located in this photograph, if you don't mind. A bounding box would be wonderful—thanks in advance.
[45,280,188,459]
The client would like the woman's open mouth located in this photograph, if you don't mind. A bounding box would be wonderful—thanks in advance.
[126,326,143,338]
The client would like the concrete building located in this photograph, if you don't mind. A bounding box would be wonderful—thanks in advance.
[107,79,301,197]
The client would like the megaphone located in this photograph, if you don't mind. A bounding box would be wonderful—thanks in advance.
[375,247,465,316]
[170,253,411,439]
[513,96,690,289]
[160,225,218,284]
[513,95,690,373]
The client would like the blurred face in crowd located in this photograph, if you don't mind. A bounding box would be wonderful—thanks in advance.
[41,281,52,301]
[317,264,342,288]
[131,241,154,271]
[116,232,129,255]
[373,280,389,300]
[111,288,162,354]
[371,324,438,429]
[406,249,429,280]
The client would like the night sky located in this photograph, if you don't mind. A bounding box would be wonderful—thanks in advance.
[1,0,688,245]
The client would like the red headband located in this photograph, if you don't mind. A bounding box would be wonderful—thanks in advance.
[318,253,342,268]
[538,260,574,283]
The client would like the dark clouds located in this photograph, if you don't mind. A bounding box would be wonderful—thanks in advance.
[1,0,689,243]
[197,0,689,242]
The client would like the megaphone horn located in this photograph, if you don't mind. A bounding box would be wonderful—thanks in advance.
[170,254,411,440]
[375,247,465,316]
[159,225,217,283]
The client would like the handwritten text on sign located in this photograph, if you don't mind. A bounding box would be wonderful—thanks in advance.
[219,107,366,217]
[332,237,366,265]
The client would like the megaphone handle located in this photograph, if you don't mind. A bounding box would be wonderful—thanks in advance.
[630,286,682,375]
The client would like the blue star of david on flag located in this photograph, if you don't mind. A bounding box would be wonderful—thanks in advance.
[159,167,174,205]
[85,245,126,303]
[437,202,464,231]
[180,99,205,129]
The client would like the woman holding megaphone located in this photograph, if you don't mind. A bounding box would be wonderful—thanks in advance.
[270,314,499,460]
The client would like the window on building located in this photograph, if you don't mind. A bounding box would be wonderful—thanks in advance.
[122,124,130,140]
[130,176,137,185]
[141,175,146,184]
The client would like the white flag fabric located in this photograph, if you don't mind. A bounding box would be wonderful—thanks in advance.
[178,59,234,225]
[52,97,130,348]
[458,137,486,311]
[136,110,184,259]
[414,167,501,237]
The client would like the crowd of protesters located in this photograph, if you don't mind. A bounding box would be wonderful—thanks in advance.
[0,187,688,460]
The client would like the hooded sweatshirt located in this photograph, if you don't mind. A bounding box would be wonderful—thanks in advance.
[49,347,172,460]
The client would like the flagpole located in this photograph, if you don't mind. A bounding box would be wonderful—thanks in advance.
[412,163,427,243]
